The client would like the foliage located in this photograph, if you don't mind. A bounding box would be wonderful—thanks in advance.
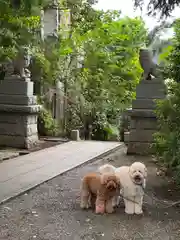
[0,0,47,62]
[0,0,61,137]
[153,81,180,182]
[158,44,173,65]
[0,1,147,139]
[92,123,120,141]
[153,19,180,183]
[144,21,173,64]
[63,0,99,32]
[64,12,147,138]
[160,19,180,82]
[134,0,180,18]
[38,107,59,136]
[147,22,172,47]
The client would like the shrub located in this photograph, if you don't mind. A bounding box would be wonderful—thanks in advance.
[119,110,131,141]
[37,107,59,137]
[92,122,120,141]
[153,19,180,183]
[153,80,180,183]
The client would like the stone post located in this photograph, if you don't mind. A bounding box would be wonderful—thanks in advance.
[127,49,166,155]
[0,47,41,149]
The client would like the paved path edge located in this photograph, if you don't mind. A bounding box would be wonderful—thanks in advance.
[0,143,124,205]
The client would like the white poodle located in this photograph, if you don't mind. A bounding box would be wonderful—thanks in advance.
[98,162,147,215]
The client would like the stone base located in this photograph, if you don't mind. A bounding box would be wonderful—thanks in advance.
[127,108,157,155]
[0,109,40,149]
[129,129,156,142]
[126,78,166,156]
[0,77,40,149]
[0,134,39,149]
[127,142,153,155]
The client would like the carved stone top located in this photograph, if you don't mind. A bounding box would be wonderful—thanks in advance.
[139,48,160,81]
[4,46,31,81]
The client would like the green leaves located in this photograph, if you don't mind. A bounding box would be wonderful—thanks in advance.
[153,20,180,183]
[0,0,43,62]
[64,11,147,134]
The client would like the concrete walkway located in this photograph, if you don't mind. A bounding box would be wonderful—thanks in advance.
[0,141,122,204]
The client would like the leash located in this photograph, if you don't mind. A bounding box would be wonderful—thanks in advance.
[143,192,180,209]
[118,192,180,209]
[118,185,180,209]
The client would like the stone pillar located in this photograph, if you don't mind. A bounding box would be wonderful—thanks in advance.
[0,78,41,149]
[70,130,80,141]
[127,79,166,155]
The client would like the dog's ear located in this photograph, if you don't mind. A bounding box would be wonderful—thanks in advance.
[128,165,133,178]
[100,174,108,185]
[115,176,121,188]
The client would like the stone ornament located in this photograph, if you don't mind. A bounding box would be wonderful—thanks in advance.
[139,48,160,81]
[4,46,31,81]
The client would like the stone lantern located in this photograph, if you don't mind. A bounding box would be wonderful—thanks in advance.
[40,0,59,40]
[126,48,166,155]
[40,3,71,133]
[0,47,41,149]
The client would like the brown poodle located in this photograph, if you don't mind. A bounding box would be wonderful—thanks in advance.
[80,172,120,214]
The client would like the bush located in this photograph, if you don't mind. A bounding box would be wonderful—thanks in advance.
[153,19,180,184]
[119,110,131,141]
[92,122,120,141]
[104,124,120,141]
[153,81,180,183]
[37,107,59,137]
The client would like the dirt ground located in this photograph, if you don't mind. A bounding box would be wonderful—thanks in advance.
[0,147,180,240]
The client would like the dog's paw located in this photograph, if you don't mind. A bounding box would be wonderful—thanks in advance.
[106,207,114,214]
[112,196,121,207]
[116,196,121,206]
[134,203,143,215]
[80,202,90,209]
[125,208,135,215]
[95,204,105,214]
[135,209,143,215]
[112,198,117,207]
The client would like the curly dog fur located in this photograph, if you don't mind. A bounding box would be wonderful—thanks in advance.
[80,172,120,214]
[98,162,147,215]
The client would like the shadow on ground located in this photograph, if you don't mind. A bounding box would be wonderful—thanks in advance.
[0,147,180,240]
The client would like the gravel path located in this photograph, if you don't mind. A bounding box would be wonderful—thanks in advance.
[0,147,180,240]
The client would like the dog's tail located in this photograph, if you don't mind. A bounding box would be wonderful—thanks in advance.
[98,164,116,174]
